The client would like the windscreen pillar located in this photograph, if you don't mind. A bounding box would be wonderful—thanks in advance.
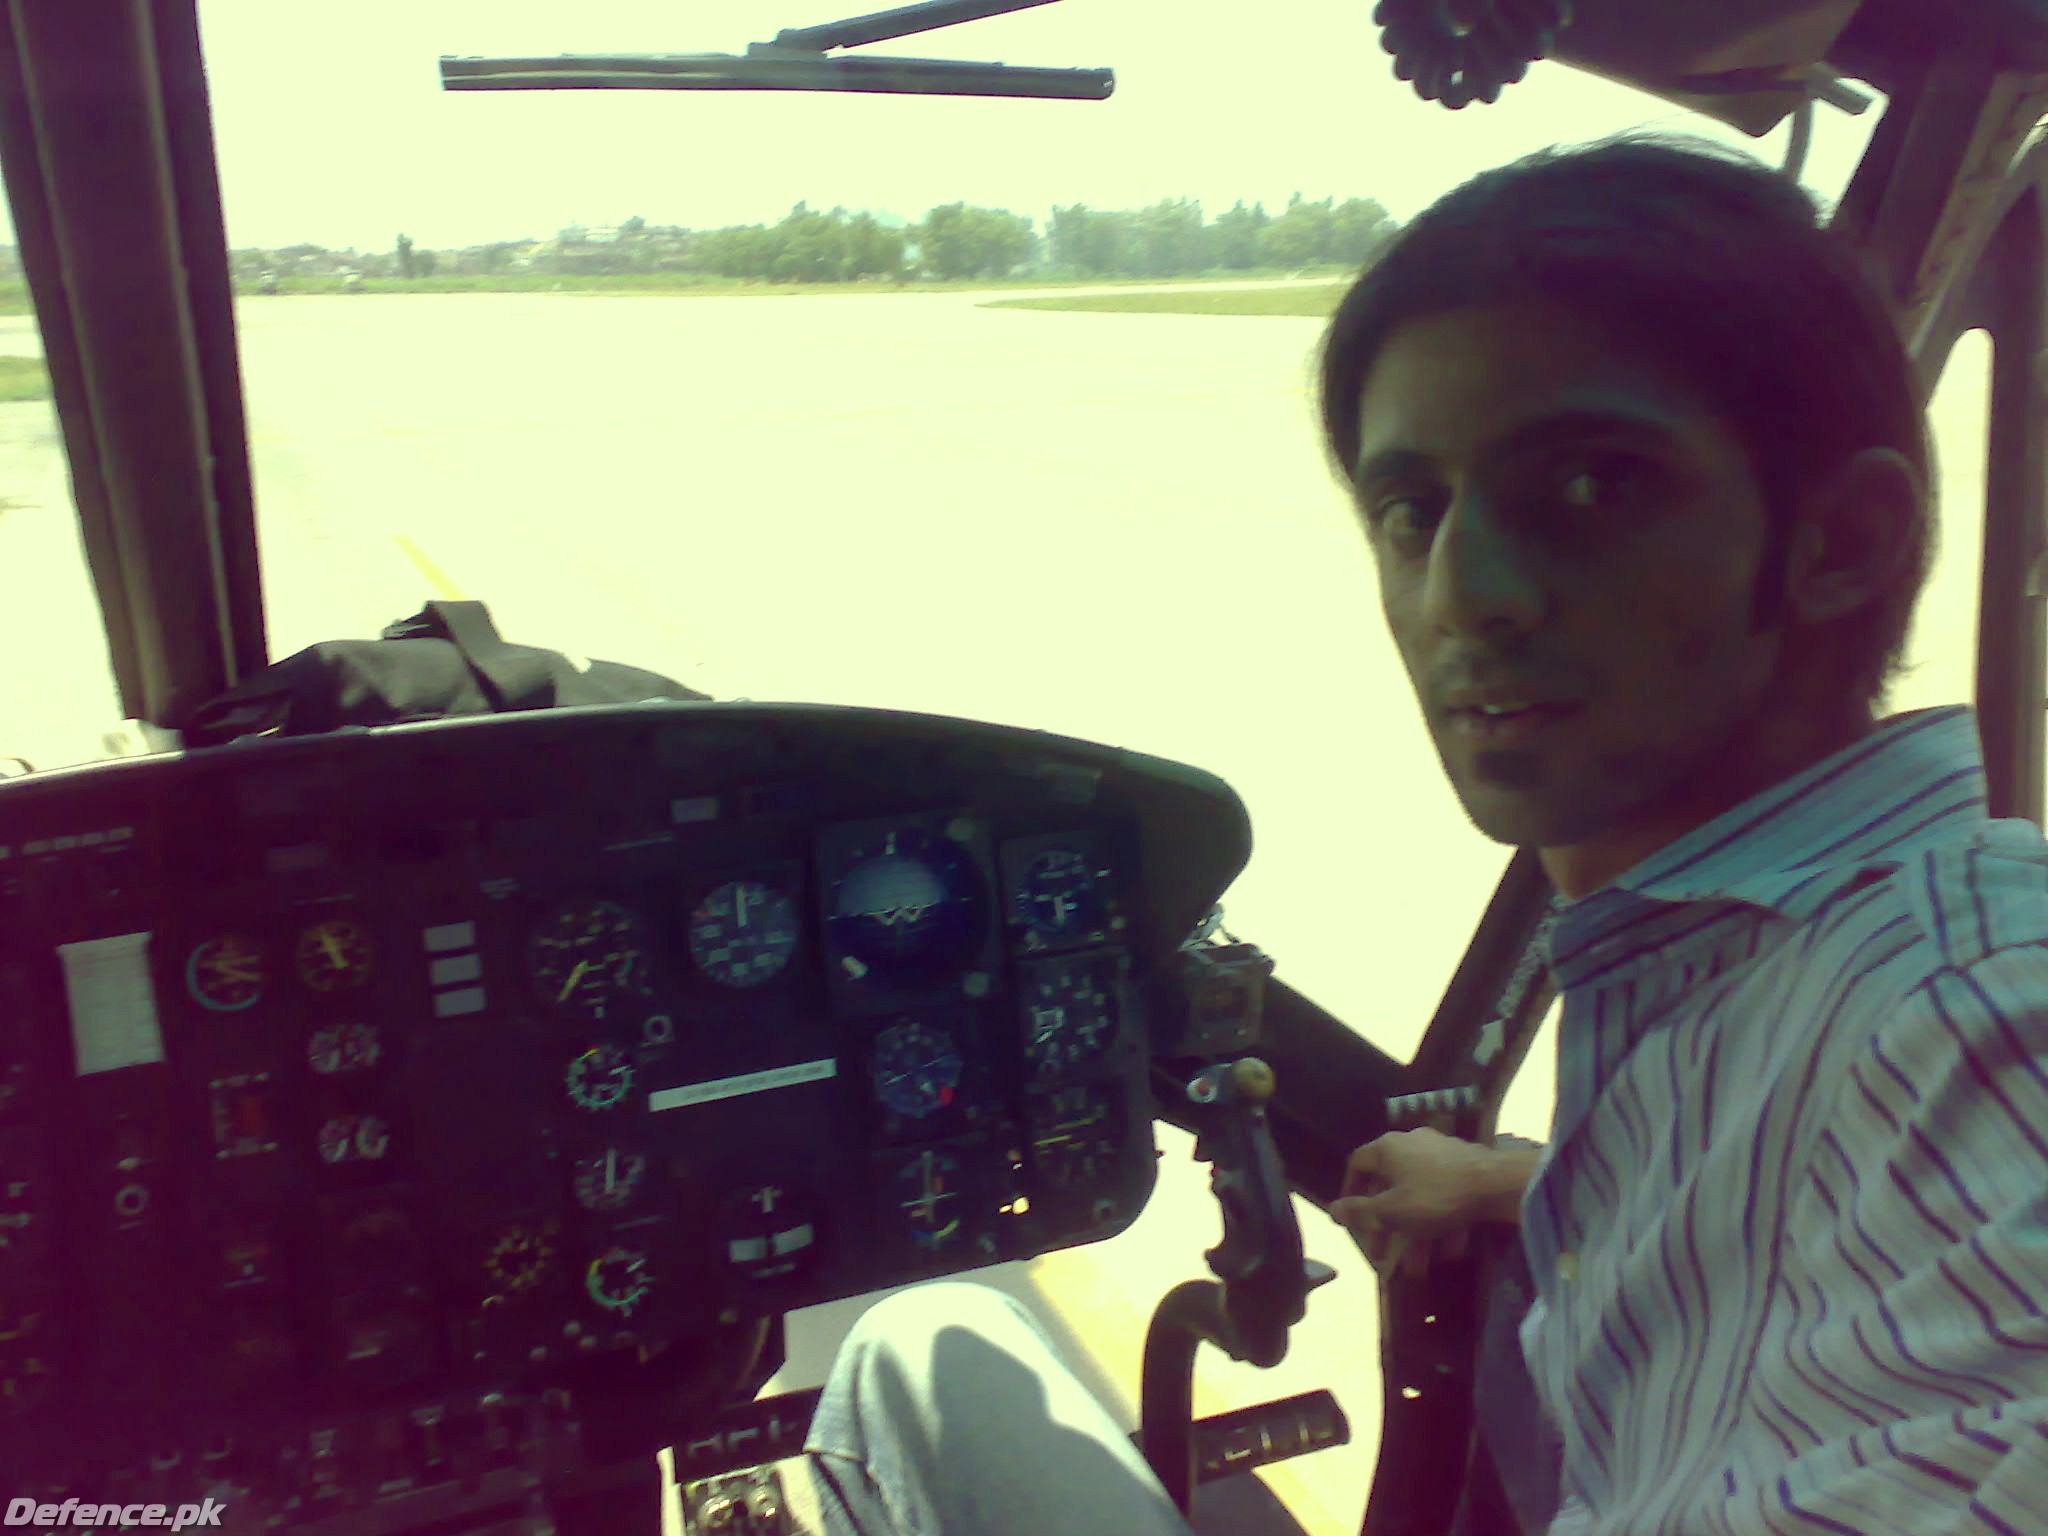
[0,0,266,728]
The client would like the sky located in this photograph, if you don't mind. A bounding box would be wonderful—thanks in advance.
[125,0,1887,253]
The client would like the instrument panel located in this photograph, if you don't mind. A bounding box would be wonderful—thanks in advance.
[0,701,1250,1509]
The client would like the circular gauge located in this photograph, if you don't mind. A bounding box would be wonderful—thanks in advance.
[872,1019,965,1120]
[306,1021,382,1076]
[585,1245,652,1315]
[529,900,650,1020]
[689,880,801,988]
[296,918,373,993]
[1013,849,1106,949]
[566,1044,635,1112]
[186,934,265,1012]
[894,1148,968,1253]
[829,829,985,978]
[316,1113,390,1164]
[485,1220,557,1300]
[1023,959,1119,1077]
[572,1147,647,1212]
[1028,1085,1123,1190]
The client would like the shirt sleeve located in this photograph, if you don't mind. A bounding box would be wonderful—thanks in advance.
[1744,941,2048,1535]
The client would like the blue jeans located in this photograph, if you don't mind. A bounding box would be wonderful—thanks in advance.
[799,1282,1205,1536]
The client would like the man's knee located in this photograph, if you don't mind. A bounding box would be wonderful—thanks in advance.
[843,1282,1042,1363]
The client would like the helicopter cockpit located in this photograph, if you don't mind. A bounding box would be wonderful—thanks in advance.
[0,3,2042,1535]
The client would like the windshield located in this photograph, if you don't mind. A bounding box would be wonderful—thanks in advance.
[0,9,2005,1529]
[175,0,1913,1053]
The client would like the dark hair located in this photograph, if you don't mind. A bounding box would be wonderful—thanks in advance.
[1318,133,1933,709]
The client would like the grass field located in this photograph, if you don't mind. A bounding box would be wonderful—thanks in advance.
[0,355,48,401]
[980,283,1348,317]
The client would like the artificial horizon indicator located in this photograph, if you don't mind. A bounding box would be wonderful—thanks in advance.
[829,826,984,976]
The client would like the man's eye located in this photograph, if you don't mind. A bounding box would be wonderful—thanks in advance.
[1554,456,1645,509]
[1368,493,1439,535]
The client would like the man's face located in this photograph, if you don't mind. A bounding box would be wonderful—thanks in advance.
[1352,303,1787,850]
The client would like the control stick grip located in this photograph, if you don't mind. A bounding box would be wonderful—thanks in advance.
[1186,1059,1323,1364]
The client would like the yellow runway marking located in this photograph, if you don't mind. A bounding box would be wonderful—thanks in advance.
[394,534,465,600]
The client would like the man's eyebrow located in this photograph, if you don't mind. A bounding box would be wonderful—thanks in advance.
[1352,407,1683,486]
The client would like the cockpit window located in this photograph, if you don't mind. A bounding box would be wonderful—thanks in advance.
[177,6,1902,1075]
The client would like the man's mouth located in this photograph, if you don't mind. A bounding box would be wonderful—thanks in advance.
[1446,701,1583,747]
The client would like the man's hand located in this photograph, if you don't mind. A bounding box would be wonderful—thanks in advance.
[1328,1127,1541,1279]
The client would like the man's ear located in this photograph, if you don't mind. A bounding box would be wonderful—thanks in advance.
[1779,447,1923,627]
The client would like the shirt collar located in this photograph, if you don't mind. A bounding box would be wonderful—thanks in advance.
[1545,706,1989,978]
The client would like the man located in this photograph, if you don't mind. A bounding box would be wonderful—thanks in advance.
[791,135,2048,1535]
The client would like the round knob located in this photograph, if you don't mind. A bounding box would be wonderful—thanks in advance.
[1229,1057,1275,1102]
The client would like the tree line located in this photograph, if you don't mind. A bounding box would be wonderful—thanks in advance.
[229,193,1399,288]
[1051,196,1394,276]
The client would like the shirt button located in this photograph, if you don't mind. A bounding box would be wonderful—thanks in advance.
[1558,1252,1579,1283]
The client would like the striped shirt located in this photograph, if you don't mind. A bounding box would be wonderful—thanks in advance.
[1518,705,2048,1535]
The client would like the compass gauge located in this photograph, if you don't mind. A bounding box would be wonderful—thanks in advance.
[872,1019,965,1120]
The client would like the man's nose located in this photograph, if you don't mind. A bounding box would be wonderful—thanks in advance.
[1420,494,1545,639]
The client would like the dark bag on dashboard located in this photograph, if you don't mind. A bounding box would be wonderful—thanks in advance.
[183,598,710,747]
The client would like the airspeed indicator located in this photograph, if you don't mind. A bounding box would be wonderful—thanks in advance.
[689,880,800,988]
